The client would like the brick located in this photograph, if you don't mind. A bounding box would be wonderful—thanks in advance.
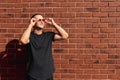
[6,9,22,13]
[76,2,92,7]
[54,60,69,64]
[108,55,119,59]
[22,8,52,13]
[100,28,116,33]
[85,7,100,12]
[30,3,45,7]
[92,23,108,28]
[109,12,120,17]
[53,0,67,2]
[109,2,120,7]
[45,2,60,7]
[61,55,79,61]
[84,70,99,74]
[0,24,14,28]
[93,12,108,17]
[108,23,120,28]
[69,29,84,33]
[69,49,84,54]
[93,43,108,49]
[101,7,116,12]
[100,70,115,74]
[84,18,100,23]
[45,13,75,18]
[84,38,100,43]
[69,38,84,43]
[84,28,99,33]
[77,33,92,38]
[7,29,23,33]
[68,8,84,12]
[60,44,76,48]
[84,49,99,54]
[79,55,92,59]
[93,64,108,69]
[92,75,108,79]
[117,18,120,23]
[15,14,29,18]
[0,14,14,18]
[100,49,116,54]
[108,44,117,48]
[117,7,120,12]
[76,13,92,17]
[108,75,120,79]
[5,19,22,23]
[100,60,116,64]
[100,38,116,43]
[76,75,91,79]
[69,18,84,23]
[6,0,21,3]
[0,34,14,38]
[0,29,7,33]
[53,8,67,12]
[84,60,100,64]
[0,3,22,8]
[76,64,93,69]
[61,73,75,78]
[92,54,108,59]
[67,0,83,2]
[100,2,109,7]
[101,0,117,2]
[23,0,53,2]
[84,0,99,2]
[61,24,76,28]
[93,33,108,38]
[108,64,120,69]
[101,18,116,23]
[60,2,75,7]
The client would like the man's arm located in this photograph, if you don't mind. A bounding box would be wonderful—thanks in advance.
[53,23,69,40]
[45,18,69,40]
[20,18,36,44]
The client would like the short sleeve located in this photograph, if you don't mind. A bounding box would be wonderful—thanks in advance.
[48,32,55,42]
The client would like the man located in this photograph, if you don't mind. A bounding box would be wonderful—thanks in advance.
[20,14,68,80]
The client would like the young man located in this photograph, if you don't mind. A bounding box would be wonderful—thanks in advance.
[20,14,68,80]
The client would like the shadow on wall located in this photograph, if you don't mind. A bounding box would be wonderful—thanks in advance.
[0,39,27,80]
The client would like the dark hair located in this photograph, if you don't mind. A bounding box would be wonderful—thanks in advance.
[31,13,41,19]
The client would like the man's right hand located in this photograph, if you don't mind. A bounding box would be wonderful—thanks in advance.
[30,18,37,26]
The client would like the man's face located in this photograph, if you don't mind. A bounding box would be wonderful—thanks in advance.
[34,15,45,29]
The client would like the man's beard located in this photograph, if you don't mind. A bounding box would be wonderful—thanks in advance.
[34,26,43,30]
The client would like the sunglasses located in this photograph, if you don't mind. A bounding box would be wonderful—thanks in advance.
[38,19,45,21]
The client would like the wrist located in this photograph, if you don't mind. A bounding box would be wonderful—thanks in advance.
[53,23,57,27]
[29,24,34,27]
[28,24,34,29]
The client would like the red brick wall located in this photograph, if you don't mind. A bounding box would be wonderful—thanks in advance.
[0,0,120,80]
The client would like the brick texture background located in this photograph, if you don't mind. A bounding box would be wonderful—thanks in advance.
[0,0,120,80]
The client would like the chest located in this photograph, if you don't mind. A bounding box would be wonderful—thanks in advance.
[30,34,51,49]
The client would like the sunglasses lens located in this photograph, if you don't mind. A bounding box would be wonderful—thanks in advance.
[39,19,45,21]
[42,19,45,21]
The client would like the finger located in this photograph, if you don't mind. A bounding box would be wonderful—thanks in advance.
[45,19,52,24]
[31,18,37,22]
[48,18,53,21]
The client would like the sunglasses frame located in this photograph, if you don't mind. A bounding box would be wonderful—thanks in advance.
[38,19,45,21]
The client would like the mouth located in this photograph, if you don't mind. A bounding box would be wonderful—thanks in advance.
[34,26,43,30]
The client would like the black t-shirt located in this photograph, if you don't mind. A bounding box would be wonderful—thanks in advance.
[26,32,55,80]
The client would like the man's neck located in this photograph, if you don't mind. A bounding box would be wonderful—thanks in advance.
[34,29,43,35]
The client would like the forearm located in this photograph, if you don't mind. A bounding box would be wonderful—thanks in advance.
[53,23,68,39]
[20,24,33,44]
